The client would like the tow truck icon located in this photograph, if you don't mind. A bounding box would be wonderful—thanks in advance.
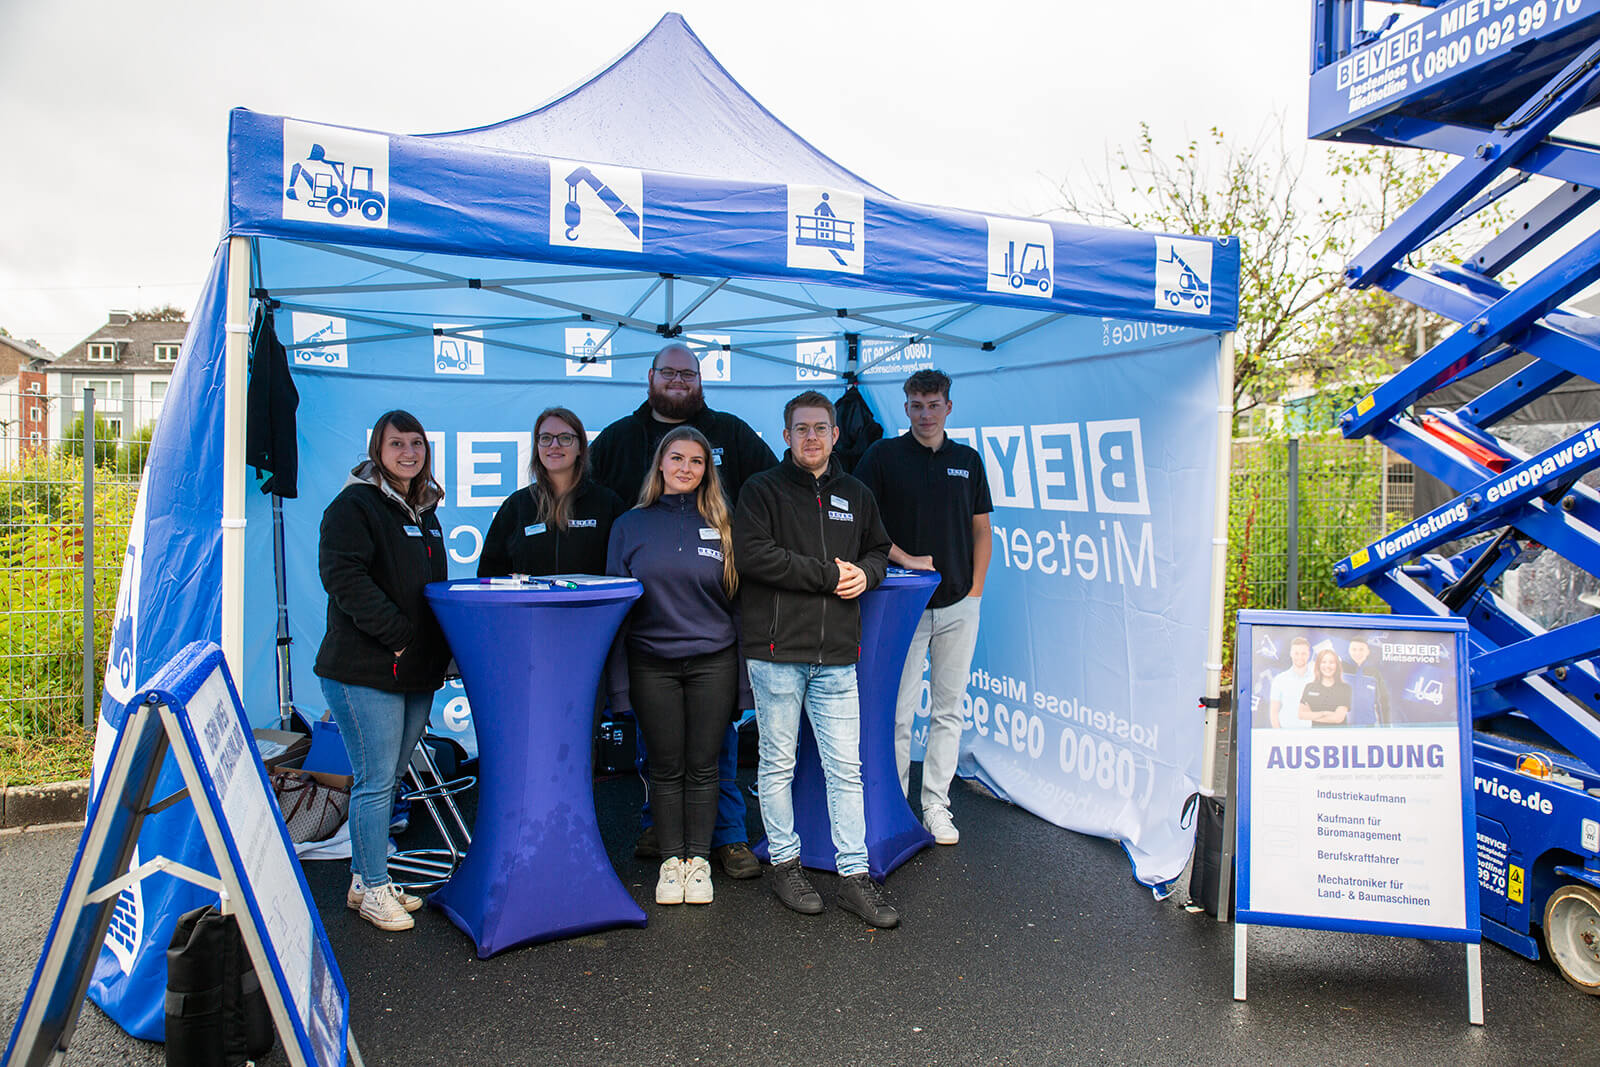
[1159,244,1210,311]
[993,241,1050,294]
[286,143,386,222]
[297,320,345,364]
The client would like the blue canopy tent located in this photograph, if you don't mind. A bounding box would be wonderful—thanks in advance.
[90,14,1240,1039]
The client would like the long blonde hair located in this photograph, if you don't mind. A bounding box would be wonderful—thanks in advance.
[637,426,738,596]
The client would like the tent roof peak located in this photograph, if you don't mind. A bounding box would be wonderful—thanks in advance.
[420,13,889,197]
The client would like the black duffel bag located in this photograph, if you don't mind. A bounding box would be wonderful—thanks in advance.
[165,905,275,1066]
[1182,792,1234,919]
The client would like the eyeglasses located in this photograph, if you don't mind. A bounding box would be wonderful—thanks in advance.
[653,367,700,382]
[537,432,579,448]
[790,423,833,439]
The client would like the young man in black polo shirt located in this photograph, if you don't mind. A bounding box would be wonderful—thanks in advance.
[854,369,992,845]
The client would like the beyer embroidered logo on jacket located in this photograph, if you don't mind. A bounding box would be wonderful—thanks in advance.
[732,453,891,666]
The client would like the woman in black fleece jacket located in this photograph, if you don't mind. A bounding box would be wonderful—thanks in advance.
[315,409,451,933]
[478,406,625,578]
[606,426,741,907]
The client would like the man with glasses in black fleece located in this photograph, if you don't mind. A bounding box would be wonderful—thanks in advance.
[591,342,778,880]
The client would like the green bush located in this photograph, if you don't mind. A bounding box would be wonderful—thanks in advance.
[0,451,140,740]
[1222,437,1395,680]
[56,414,119,469]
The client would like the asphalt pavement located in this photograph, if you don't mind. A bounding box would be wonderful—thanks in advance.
[2,770,1595,1066]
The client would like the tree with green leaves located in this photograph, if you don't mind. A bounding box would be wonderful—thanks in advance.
[1054,121,1490,429]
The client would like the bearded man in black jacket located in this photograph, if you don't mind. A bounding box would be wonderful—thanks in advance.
[591,342,777,880]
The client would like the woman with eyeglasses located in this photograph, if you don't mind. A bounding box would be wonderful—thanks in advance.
[316,409,453,932]
[606,425,743,907]
[479,406,627,578]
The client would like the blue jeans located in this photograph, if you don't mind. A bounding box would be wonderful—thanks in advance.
[748,660,868,877]
[320,678,432,888]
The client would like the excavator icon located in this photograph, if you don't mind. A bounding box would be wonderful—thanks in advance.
[286,143,386,222]
[563,166,642,241]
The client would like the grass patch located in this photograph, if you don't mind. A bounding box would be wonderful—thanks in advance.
[1,729,94,787]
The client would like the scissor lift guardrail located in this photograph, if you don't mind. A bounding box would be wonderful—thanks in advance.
[1311,0,1600,991]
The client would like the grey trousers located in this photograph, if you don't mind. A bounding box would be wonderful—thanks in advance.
[893,595,982,815]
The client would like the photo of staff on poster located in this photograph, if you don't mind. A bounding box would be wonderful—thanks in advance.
[1236,610,1479,940]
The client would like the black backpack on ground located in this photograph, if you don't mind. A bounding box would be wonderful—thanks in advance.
[165,904,275,1066]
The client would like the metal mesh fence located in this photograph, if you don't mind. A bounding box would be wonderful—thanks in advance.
[1223,435,1413,675]
[1,384,152,774]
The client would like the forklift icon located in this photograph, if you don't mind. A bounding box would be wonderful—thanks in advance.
[992,241,1050,294]
[795,193,855,266]
[1409,677,1445,707]
[1158,244,1210,311]
[286,143,386,222]
[435,337,478,372]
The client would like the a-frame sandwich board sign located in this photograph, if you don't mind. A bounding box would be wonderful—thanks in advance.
[3,640,361,1066]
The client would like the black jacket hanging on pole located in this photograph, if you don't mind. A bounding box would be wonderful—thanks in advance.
[245,308,300,498]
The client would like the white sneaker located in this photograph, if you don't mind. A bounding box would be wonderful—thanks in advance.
[656,857,686,905]
[925,809,960,845]
[683,857,714,904]
[348,873,423,913]
[358,881,415,931]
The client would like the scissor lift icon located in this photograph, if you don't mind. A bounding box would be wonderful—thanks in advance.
[795,193,855,265]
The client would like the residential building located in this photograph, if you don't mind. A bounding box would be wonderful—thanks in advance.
[45,310,185,443]
[0,334,56,465]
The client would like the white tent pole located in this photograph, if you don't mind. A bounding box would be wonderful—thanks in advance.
[221,235,251,681]
[1199,331,1236,797]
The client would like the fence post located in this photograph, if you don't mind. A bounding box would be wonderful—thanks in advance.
[82,388,96,729]
[1286,437,1299,611]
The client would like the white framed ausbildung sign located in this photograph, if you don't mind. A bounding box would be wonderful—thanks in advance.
[1231,610,1482,1022]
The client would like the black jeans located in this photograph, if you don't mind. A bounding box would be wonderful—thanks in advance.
[627,644,738,859]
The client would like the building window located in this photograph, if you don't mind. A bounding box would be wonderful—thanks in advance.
[29,405,41,421]
[154,343,180,363]
[79,379,124,408]
[29,432,41,446]
[150,380,168,401]
[27,381,40,393]
[105,417,123,439]
[87,342,116,363]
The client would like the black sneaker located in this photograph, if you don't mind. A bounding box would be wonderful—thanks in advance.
[714,841,761,880]
[634,825,660,860]
[770,858,824,915]
[837,874,899,929]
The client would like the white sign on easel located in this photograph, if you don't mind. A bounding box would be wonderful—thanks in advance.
[3,641,361,1066]
[1231,610,1482,1025]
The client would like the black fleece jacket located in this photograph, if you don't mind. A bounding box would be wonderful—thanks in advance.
[733,453,890,666]
[314,464,451,692]
[590,401,777,506]
[477,479,627,577]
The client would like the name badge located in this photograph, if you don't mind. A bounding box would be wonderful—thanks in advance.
[429,528,443,537]
[700,527,720,540]
[830,494,849,511]
[947,467,970,479]
[524,523,547,537]
[403,525,422,538]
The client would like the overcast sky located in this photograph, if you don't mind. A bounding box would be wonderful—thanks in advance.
[2,0,1340,351]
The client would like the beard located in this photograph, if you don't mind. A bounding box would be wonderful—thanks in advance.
[649,379,705,421]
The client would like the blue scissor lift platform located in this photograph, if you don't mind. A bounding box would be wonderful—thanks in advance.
[1311,0,1600,992]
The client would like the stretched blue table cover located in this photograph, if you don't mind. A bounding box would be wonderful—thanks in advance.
[423,578,642,957]
[755,569,940,880]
